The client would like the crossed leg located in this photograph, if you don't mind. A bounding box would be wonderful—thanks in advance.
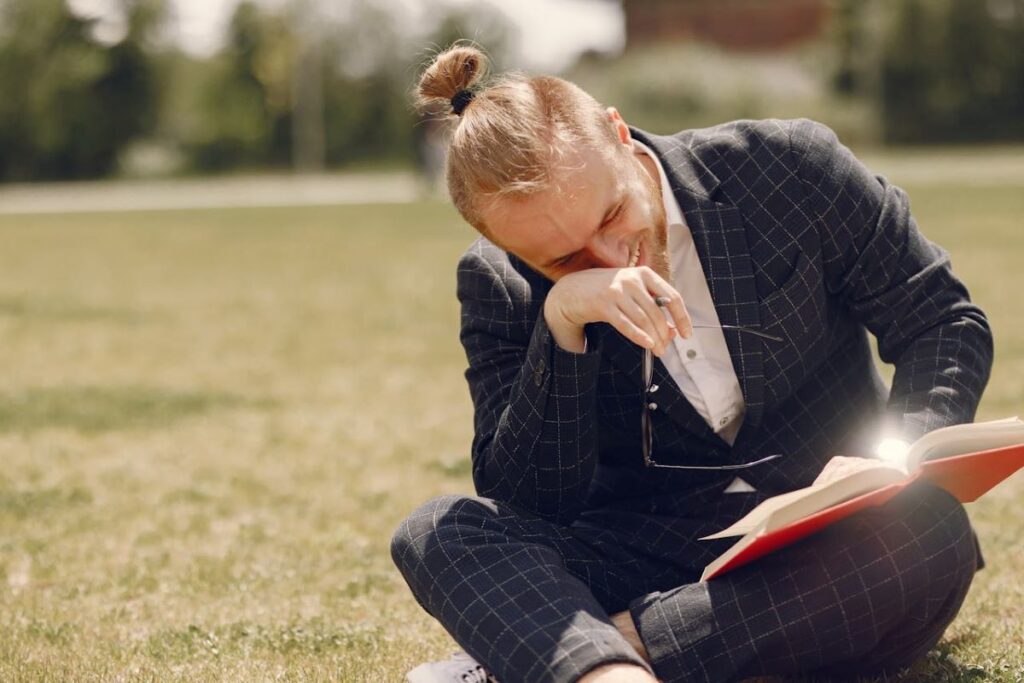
[391,481,979,683]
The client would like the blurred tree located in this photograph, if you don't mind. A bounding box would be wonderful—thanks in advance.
[183,1,295,171]
[831,0,868,96]
[879,0,1024,143]
[0,0,164,181]
[290,0,325,171]
[320,0,512,167]
[181,0,482,171]
[0,0,518,178]
[877,0,937,143]
[321,0,411,165]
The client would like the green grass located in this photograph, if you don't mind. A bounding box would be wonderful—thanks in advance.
[0,176,1022,681]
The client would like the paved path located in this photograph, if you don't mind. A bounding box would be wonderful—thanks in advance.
[0,171,423,215]
[1,149,1023,215]
[858,148,1024,187]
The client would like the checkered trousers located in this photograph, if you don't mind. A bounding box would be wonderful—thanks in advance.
[392,480,978,681]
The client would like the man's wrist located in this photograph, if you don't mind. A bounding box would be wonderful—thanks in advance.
[544,298,587,353]
[550,324,587,353]
[610,610,650,663]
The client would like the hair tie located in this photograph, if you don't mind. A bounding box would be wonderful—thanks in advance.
[451,89,476,116]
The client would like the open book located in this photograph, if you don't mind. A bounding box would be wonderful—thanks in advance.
[700,418,1024,582]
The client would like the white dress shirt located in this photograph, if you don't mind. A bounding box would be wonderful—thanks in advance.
[634,140,754,492]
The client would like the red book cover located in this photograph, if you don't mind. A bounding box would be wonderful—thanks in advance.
[702,443,1024,581]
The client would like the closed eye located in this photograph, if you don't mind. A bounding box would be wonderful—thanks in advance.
[606,203,625,225]
[545,200,626,270]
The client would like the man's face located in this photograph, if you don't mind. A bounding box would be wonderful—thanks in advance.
[481,119,670,283]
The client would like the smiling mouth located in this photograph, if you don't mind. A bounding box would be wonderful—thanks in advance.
[628,240,642,267]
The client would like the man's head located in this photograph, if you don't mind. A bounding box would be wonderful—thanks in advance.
[417,45,670,282]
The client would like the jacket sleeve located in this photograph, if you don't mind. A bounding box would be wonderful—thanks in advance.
[788,119,993,441]
[457,248,604,523]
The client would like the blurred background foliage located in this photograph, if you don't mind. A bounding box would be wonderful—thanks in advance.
[0,0,163,180]
[0,0,1022,182]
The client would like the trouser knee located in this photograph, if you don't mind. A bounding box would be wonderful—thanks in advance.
[823,483,980,675]
[890,481,978,583]
[865,482,977,654]
[824,481,978,631]
[390,494,498,594]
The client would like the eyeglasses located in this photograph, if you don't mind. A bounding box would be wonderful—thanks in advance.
[641,323,784,471]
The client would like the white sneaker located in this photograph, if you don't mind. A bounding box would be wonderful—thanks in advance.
[405,651,498,683]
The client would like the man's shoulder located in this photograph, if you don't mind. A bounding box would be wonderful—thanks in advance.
[661,118,833,167]
[458,236,505,270]
[457,237,519,276]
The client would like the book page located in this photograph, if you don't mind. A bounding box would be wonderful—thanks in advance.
[700,461,906,540]
[907,417,1024,470]
[702,418,1024,543]
[701,418,1024,581]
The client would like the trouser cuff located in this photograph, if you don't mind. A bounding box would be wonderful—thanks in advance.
[629,584,717,682]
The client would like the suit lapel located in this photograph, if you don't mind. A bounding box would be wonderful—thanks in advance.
[595,325,719,442]
[632,129,767,428]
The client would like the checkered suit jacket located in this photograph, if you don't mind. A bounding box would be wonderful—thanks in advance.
[456,119,993,525]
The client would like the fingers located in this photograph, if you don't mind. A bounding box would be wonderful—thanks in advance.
[640,268,692,338]
[627,291,675,355]
[619,297,673,355]
[612,310,657,351]
[552,266,690,354]
[605,267,689,355]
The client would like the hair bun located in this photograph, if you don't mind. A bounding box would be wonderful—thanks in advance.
[417,45,488,116]
[450,89,476,116]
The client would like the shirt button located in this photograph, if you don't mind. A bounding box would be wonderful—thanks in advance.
[686,349,697,360]
[719,416,729,426]
[648,402,658,411]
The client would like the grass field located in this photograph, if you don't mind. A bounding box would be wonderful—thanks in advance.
[0,175,1022,681]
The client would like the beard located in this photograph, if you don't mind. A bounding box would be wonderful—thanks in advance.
[646,219,671,282]
[640,166,671,282]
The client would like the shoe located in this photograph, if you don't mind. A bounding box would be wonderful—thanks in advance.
[405,651,498,683]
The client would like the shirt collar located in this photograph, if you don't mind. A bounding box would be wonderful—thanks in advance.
[632,138,685,228]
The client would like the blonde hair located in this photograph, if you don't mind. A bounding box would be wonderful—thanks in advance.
[416,44,620,235]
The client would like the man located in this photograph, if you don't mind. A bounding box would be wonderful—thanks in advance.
[392,46,993,683]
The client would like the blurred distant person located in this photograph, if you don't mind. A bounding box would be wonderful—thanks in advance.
[414,114,448,197]
[391,45,992,683]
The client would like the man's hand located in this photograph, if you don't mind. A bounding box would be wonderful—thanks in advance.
[543,266,692,355]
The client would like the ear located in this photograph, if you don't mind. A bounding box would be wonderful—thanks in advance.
[606,106,632,147]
